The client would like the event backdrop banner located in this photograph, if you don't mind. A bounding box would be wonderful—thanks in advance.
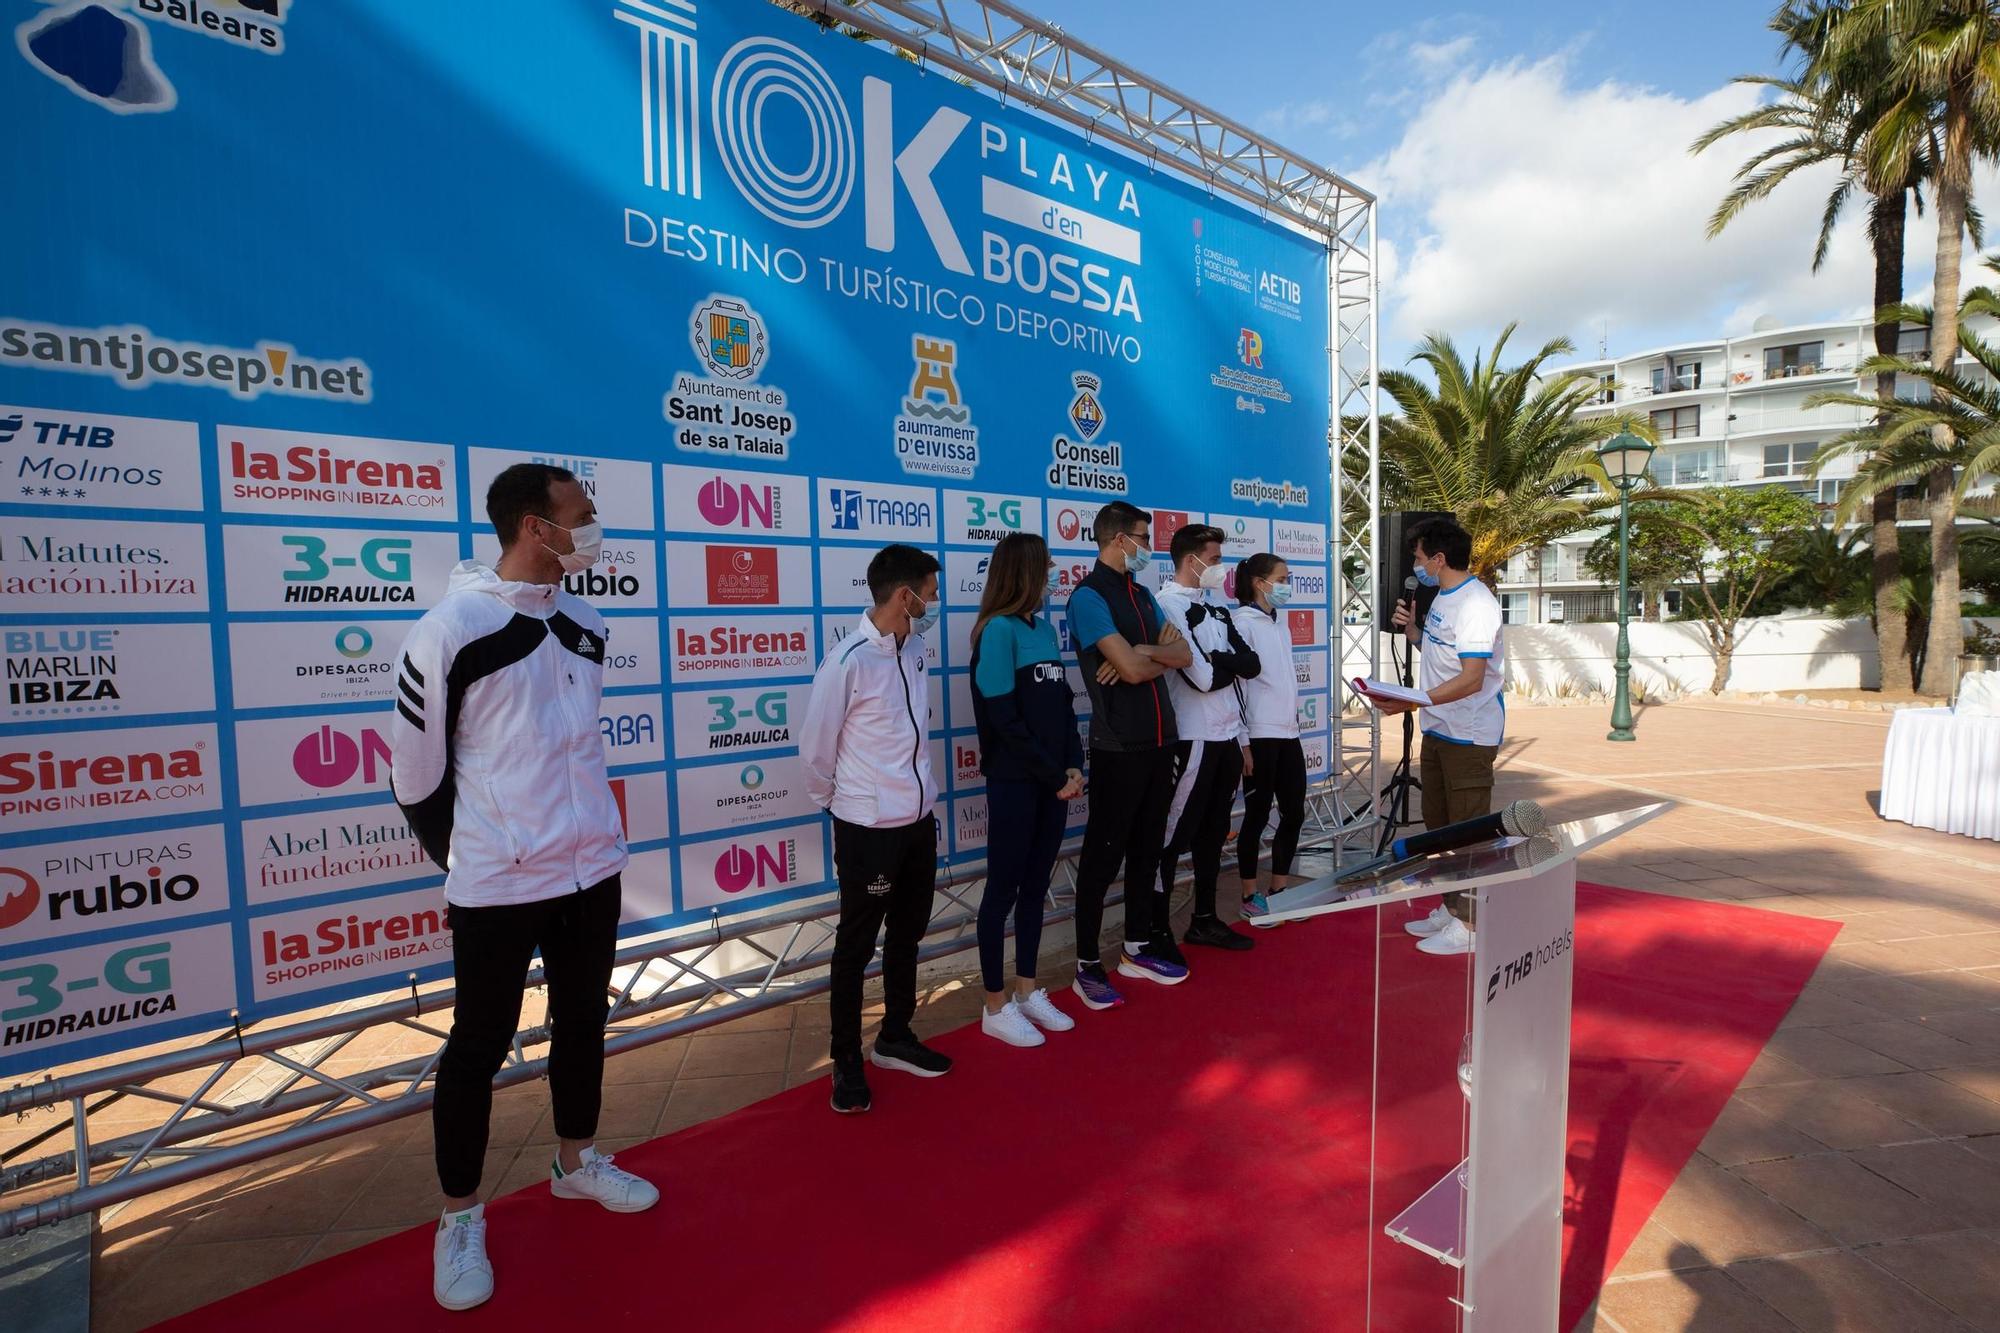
[0,0,1333,1074]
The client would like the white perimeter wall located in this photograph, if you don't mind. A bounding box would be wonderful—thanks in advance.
[1340,617,2000,699]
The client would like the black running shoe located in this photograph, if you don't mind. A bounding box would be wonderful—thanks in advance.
[830,1057,872,1114]
[871,1032,954,1078]
[1184,916,1255,952]
[1147,933,1191,969]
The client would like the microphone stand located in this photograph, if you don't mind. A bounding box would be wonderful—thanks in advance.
[1374,613,1422,856]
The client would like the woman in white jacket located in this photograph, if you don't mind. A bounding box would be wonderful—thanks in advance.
[1232,552,1305,919]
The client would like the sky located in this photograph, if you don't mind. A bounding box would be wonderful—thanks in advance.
[1028,0,1991,370]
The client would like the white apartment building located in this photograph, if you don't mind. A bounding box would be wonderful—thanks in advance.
[1501,312,1996,625]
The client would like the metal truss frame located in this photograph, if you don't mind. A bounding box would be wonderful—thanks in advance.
[2,0,1380,1238]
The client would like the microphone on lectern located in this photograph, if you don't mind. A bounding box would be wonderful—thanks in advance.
[1390,800,1547,861]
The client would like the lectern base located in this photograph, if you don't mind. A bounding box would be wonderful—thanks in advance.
[1385,1160,1468,1267]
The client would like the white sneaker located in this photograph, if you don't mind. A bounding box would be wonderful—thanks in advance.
[1016,987,1075,1032]
[550,1149,659,1213]
[433,1205,493,1311]
[981,1000,1047,1047]
[1416,915,1473,956]
[1404,905,1451,937]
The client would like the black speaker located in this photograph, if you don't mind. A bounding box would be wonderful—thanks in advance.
[1377,510,1450,633]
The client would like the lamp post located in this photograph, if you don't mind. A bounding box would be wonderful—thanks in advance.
[1597,430,1656,742]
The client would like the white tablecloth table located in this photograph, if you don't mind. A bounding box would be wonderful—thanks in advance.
[1879,707,2000,841]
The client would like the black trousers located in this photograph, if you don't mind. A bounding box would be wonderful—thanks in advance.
[1073,746,1176,961]
[433,874,621,1199]
[1239,737,1307,882]
[1159,738,1244,920]
[829,815,937,1062]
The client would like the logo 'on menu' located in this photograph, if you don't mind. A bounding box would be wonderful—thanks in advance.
[695,475,781,530]
[714,837,797,894]
[291,725,389,789]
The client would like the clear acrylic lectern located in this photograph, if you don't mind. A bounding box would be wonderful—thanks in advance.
[1269,803,1671,1330]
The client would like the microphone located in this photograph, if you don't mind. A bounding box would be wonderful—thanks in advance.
[1390,800,1546,860]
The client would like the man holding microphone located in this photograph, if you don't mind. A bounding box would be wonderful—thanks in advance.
[1379,516,1506,957]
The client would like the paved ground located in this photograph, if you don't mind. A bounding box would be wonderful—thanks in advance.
[9,697,2000,1331]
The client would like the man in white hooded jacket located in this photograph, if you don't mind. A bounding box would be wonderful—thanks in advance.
[392,463,657,1313]
[1153,523,1262,952]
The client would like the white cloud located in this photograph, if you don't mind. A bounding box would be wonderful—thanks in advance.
[1360,52,1982,365]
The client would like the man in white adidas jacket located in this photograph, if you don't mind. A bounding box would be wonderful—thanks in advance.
[801,543,949,1114]
[391,463,656,1313]
[1154,524,1263,953]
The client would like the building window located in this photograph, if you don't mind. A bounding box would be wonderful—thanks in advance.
[1666,448,1718,485]
[1500,592,1530,625]
[1650,405,1700,439]
[1818,478,1847,506]
[1762,440,1818,478]
[1764,341,1825,379]
[1590,372,1615,405]
[1896,327,1930,361]
[1650,360,1702,393]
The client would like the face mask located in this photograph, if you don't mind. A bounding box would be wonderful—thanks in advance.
[1044,566,1063,601]
[1198,558,1227,591]
[540,518,603,575]
[1122,532,1152,573]
[1413,562,1441,589]
[908,591,941,636]
[1266,581,1293,608]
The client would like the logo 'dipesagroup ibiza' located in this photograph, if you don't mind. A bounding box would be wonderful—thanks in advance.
[691,296,766,380]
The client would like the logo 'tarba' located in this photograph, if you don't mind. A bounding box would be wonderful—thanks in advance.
[0,867,40,930]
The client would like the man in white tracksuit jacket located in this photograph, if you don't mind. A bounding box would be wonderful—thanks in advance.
[390,463,657,1313]
[1154,524,1262,952]
[802,543,951,1114]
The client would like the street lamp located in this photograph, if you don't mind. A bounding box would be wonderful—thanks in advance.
[1597,429,1656,742]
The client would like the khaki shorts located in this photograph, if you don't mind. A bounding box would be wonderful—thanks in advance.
[1420,737,1497,830]
[1420,738,1497,926]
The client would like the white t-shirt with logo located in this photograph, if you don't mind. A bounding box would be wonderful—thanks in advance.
[1417,576,1505,747]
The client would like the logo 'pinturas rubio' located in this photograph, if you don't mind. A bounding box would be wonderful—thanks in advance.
[1,320,367,401]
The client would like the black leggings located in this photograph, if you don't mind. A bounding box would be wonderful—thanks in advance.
[977,778,1067,992]
[433,874,621,1199]
[1238,737,1307,883]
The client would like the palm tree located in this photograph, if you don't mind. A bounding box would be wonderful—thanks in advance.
[1808,320,2000,680]
[1831,0,2000,691]
[1692,0,1935,692]
[1375,326,1643,582]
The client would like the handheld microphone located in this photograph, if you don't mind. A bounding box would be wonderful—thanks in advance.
[1390,800,1546,860]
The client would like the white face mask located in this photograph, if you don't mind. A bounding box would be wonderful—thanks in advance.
[1197,557,1227,591]
[906,588,941,636]
[538,517,603,575]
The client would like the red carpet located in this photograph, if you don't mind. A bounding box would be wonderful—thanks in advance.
[159,884,1837,1332]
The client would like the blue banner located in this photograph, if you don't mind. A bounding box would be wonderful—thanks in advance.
[0,0,1332,1074]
